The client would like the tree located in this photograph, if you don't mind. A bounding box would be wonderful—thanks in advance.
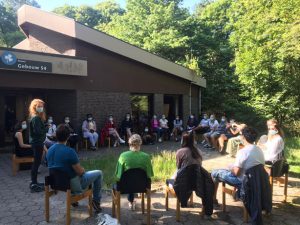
[95,0,125,25]
[227,0,300,124]
[102,0,191,62]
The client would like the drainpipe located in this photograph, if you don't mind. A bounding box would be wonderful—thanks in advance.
[189,82,192,115]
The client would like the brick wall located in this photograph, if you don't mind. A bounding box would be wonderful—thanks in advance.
[76,90,131,132]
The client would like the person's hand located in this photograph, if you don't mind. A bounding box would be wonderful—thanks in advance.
[90,129,95,133]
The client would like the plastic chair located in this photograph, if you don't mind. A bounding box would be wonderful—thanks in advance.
[112,168,151,225]
[45,169,93,225]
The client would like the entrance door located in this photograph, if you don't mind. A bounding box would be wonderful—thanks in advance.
[164,95,182,130]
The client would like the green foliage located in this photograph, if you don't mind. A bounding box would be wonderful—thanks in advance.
[285,137,300,177]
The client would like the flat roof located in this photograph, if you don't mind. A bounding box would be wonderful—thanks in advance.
[17,5,206,88]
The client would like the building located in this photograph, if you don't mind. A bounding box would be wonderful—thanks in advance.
[0,5,206,147]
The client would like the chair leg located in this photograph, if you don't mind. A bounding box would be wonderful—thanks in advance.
[284,173,288,203]
[108,137,111,148]
[88,193,93,217]
[66,190,71,225]
[176,198,180,222]
[142,193,145,214]
[243,206,249,222]
[116,191,121,223]
[45,185,50,222]
[189,192,194,206]
[222,182,226,212]
[165,186,169,210]
[112,190,116,217]
[270,176,274,202]
[12,160,18,176]
[147,189,151,225]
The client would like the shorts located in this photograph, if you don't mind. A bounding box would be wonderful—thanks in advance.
[211,132,221,139]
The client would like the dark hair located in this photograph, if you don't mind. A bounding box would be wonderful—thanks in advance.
[241,127,257,144]
[56,124,71,142]
[86,114,92,118]
[14,121,23,132]
[181,131,202,160]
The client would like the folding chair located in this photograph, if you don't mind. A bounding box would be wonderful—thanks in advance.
[112,168,151,225]
[45,169,93,225]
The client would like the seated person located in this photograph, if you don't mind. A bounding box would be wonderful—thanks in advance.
[171,115,183,142]
[159,114,169,142]
[46,124,103,213]
[259,118,284,164]
[209,116,228,150]
[14,121,33,157]
[203,114,219,148]
[115,134,153,210]
[150,114,162,141]
[217,119,237,153]
[120,113,133,140]
[225,123,247,157]
[211,127,265,204]
[193,113,210,135]
[141,126,155,145]
[44,116,57,149]
[103,115,125,147]
[82,114,99,150]
[63,116,79,149]
[186,114,198,131]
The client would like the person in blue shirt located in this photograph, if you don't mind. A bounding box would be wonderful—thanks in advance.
[46,124,103,213]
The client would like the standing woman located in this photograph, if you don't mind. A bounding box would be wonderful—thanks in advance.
[28,99,47,193]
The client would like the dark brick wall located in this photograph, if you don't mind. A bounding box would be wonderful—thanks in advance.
[76,90,131,132]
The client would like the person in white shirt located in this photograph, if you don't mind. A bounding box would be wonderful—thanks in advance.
[211,127,265,204]
[159,114,169,142]
[260,118,284,164]
[44,116,57,148]
[82,114,99,150]
[194,113,210,134]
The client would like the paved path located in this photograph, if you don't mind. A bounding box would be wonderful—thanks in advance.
[0,142,299,225]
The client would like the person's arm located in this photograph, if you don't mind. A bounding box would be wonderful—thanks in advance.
[176,151,182,170]
[16,132,31,148]
[115,158,124,181]
[72,163,85,176]
[31,116,44,136]
[231,166,241,176]
[82,121,88,132]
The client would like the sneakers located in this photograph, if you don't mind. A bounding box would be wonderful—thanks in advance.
[90,146,97,151]
[113,141,118,147]
[119,138,126,144]
[128,201,136,211]
[30,183,44,193]
[92,200,102,213]
[201,140,206,144]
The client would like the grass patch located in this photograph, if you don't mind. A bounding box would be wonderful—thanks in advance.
[285,137,300,177]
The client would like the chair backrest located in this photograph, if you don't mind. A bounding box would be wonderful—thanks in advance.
[271,159,284,177]
[45,168,71,192]
[117,168,151,194]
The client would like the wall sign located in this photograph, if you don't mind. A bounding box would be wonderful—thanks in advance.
[0,51,52,73]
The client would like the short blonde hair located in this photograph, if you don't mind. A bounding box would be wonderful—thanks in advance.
[128,134,142,151]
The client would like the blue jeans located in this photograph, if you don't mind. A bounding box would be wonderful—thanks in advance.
[211,169,241,189]
[81,170,103,202]
[153,127,162,138]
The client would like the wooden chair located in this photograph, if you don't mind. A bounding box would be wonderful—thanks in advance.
[222,182,249,222]
[165,181,194,221]
[45,169,93,225]
[265,159,289,202]
[83,138,99,150]
[112,168,151,225]
[12,154,34,176]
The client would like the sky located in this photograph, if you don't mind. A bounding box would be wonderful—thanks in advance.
[36,0,200,12]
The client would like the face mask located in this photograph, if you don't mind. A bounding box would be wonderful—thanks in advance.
[221,118,226,122]
[162,116,166,119]
[126,116,130,120]
[36,107,43,113]
[153,116,157,119]
[176,117,179,120]
[204,116,208,119]
[65,120,70,123]
[109,117,113,121]
[190,116,194,119]
[22,124,27,130]
[88,117,92,121]
[48,119,53,124]
[268,130,278,136]
[145,128,149,132]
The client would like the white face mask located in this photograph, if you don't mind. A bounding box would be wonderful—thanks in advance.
[176,117,179,120]
[65,119,70,123]
[268,130,278,136]
[145,128,149,132]
[126,116,130,120]
[109,117,113,121]
[153,116,157,119]
[22,124,27,130]
[221,118,226,122]
[162,116,166,119]
[190,115,194,119]
[88,117,92,121]
[36,107,43,113]
[210,117,215,121]
[203,115,208,119]
[48,119,53,124]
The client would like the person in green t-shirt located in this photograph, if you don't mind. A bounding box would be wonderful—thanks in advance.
[115,134,153,210]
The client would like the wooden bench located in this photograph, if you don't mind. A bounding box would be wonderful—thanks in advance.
[12,154,34,176]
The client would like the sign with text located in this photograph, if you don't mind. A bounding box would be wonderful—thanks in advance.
[0,51,52,73]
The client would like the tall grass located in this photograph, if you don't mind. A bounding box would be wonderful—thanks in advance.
[285,137,300,177]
